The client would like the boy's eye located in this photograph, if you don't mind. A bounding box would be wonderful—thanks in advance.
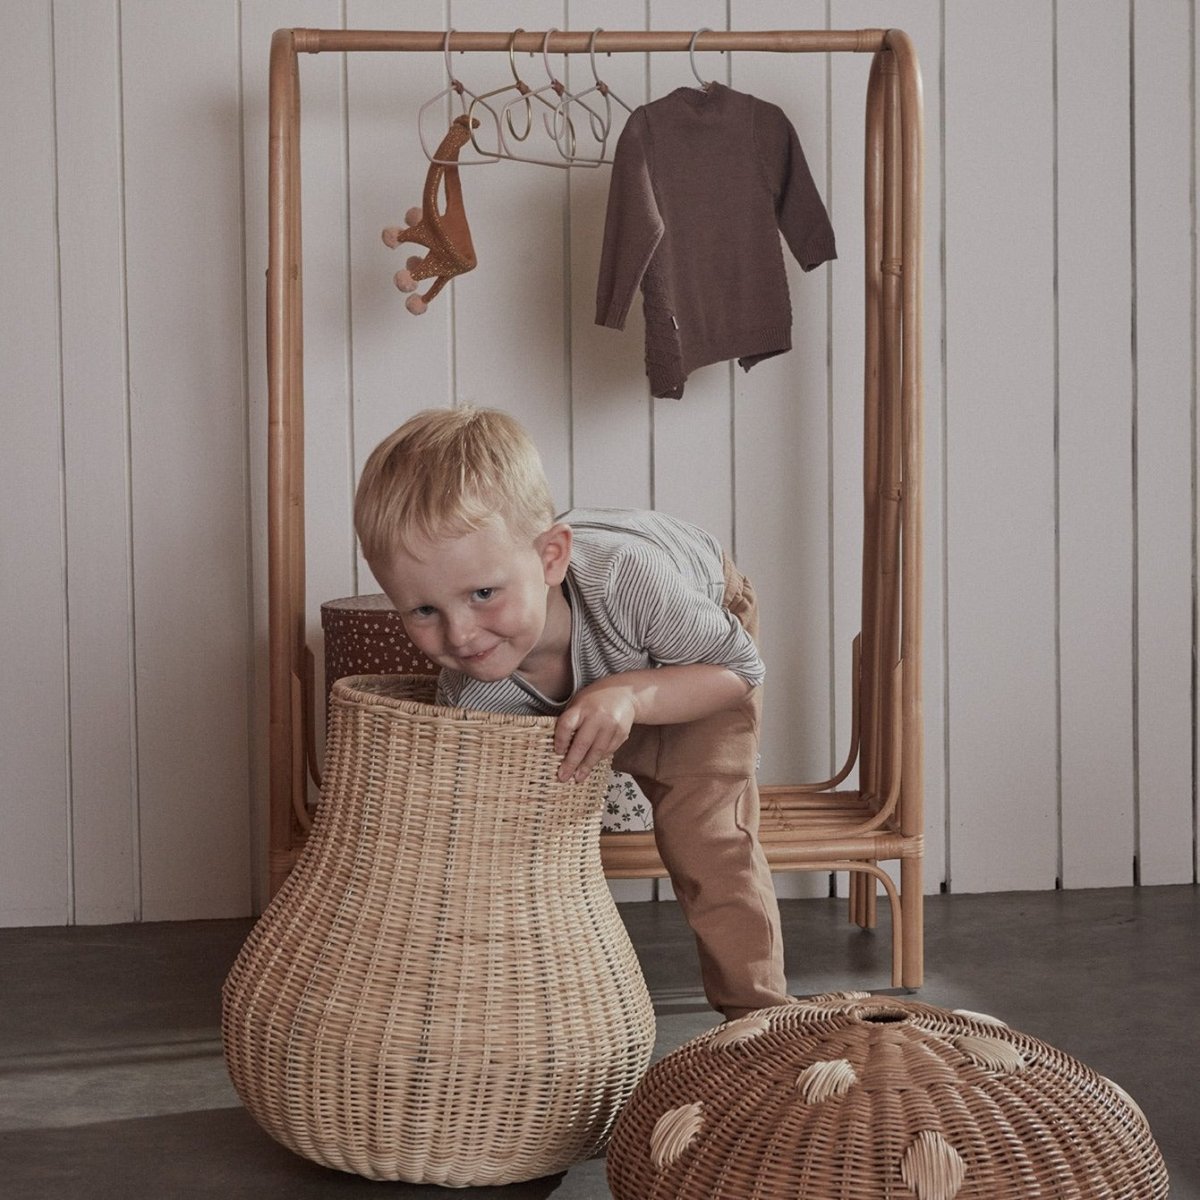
[472,587,495,602]
[410,605,436,619]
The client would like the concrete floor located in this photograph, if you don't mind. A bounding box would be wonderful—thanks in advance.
[0,886,1195,1199]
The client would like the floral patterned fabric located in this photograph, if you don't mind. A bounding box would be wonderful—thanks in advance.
[603,772,653,831]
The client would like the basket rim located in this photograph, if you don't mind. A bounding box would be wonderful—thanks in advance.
[331,673,560,731]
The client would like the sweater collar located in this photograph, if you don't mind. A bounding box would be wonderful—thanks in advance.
[670,80,730,112]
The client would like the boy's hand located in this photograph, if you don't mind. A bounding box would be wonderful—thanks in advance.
[554,682,638,783]
[553,665,750,784]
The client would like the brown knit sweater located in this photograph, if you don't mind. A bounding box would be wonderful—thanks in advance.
[595,83,836,399]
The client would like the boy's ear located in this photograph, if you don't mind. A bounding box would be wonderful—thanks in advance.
[537,522,572,585]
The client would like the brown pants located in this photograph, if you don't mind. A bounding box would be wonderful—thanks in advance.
[613,558,789,1019]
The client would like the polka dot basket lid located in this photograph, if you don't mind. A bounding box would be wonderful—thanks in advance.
[320,594,437,695]
[606,992,1168,1200]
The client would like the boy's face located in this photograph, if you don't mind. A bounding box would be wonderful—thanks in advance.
[372,518,571,683]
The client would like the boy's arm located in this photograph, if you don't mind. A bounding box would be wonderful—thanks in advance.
[554,664,751,783]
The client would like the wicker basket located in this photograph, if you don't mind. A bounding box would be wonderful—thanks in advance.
[222,675,656,1186]
[607,993,1168,1199]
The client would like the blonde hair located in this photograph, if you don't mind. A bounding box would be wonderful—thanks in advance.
[354,406,556,564]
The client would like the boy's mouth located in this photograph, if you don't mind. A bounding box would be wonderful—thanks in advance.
[457,644,499,667]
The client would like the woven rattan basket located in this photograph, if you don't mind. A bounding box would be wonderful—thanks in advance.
[222,675,656,1187]
[607,992,1168,1199]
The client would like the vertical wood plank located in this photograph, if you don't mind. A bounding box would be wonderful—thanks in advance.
[0,0,70,926]
[56,0,139,922]
[729,0,831,903]
[348,0,453,594]
[1195,0,1200,890]
[239,7,279,909]
[1132,0,1194,885]
[830,1,946,895]
[253,0,351,814]
[445,0,573,514]
[944,2,1058,892]
[567,0,653,513]
[240,0,364,905]
[645,0,733,551]
[1057,0,1135,888]
[826,12,871,907]
[913,3,949,898]
[728,0,831,791]
[565,4,657,901]
[828,16,868,805]
[123,0,251,919]
[295,1,355,733]
[827,20,870,910]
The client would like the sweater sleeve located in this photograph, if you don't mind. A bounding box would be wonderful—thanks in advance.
[604,544,765,688]
[595,109,665,330]
[753,99,837,272]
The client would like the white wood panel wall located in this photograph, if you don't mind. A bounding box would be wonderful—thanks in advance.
[945,3,1059,893]
[1057,0,1135,890]
[2,3,68,925]
[1133,1,1195,886]
[57,0,138,923]
[2,1,1197,926]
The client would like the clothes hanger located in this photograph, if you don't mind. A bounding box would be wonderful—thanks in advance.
[465,30,543,161]
[495,29,605,169]
[533,28,614,167]
[688,27,724,91]
[417,29,501,166]
[548,29,633,166]
[583,27,633,115]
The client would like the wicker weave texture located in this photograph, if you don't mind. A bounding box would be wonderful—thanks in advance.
[607,993,1168,1199]
[223,675,656,1186]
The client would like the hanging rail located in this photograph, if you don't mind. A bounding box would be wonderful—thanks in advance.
[290,29,887,55]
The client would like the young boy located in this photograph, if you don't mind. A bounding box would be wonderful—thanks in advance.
[354,406,790,1019]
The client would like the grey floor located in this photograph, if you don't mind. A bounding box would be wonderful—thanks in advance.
[0,886,1196,1199]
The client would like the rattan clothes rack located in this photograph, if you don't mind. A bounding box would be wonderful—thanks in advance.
[266,28,926,987]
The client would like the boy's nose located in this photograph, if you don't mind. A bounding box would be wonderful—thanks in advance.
[444,611,476,651]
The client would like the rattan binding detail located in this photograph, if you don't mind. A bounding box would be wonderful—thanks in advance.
[223,675,656,1187]
[607,993,1168,1199]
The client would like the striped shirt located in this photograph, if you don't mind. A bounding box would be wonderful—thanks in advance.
[436,507,764,716]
